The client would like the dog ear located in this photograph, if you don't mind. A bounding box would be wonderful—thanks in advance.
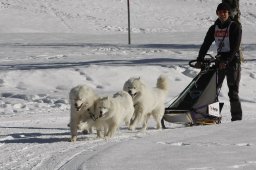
[101,96,108,100]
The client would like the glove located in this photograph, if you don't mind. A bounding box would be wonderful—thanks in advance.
[195,61,202,68]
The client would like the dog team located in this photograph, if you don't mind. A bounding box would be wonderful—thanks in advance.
[68,75,169,142]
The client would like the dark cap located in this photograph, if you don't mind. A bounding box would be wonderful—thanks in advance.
[216,2,231,12]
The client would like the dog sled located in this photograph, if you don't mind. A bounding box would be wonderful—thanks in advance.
[162,54,224,127]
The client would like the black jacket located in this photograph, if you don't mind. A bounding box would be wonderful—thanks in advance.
[197,18,242,65]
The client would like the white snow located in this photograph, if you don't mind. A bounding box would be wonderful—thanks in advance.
[0,0,256,169]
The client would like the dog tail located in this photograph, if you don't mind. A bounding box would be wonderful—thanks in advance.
[156,75,169,94]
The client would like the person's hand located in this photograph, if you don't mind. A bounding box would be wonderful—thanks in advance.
[219,62,227,70]
[195,61,202,68]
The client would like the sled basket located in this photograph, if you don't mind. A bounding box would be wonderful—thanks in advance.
[162,55,224,127]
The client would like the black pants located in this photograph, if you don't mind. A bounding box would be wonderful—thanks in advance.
[217,63,242,121]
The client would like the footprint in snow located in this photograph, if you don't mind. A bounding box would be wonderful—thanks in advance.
[74,68,93,81]
[235,143,252,147]
[175,77,182,81]
[86,75,93,81]
[249,73,256,79]
[16,82,27,90]
[156,141,167,145]
[56,85,67,90]
[229,161,256,169]
[156,141,190,146]
[96,85,103,89]
[0,79,4,87]
[170,142,190,146]
[187,167,215,170]
[79,71,86,76]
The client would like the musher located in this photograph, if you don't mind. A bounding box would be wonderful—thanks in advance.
[196,2,243,121]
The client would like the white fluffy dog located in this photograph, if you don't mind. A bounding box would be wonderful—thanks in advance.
[123,75,169,131]
[69,84,98,142]
[92,91,134,138]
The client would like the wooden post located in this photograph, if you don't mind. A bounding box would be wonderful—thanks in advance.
[127,0,131,44]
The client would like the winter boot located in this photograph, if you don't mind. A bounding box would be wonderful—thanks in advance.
[230,101,242,121]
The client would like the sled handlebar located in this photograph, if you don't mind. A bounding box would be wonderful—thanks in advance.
[189,54,217,69]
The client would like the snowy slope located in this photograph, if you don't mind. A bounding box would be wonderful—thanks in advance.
[1,0,256,33]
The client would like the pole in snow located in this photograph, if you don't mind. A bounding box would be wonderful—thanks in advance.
[127,0,131,44]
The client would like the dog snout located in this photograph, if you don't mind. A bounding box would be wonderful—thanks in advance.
[128,90,132,95]
[74,102,83,111]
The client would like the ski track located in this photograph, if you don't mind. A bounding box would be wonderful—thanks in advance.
[0,116,162,170]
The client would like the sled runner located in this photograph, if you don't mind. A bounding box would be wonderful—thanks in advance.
[162,54,224,127]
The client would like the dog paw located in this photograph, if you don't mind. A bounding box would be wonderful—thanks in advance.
[128,127,135,131]
[70,136,77,142]
[128,126,136,131]
[141,125,148,131]
[156,127,163,131]
[139,128,147,133]
[96,130,104,138]
[104,136,110,141]
[156,125,162,129]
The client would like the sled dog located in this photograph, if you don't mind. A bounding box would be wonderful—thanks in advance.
[123,75,169,131]
[69,84,98,142]
[93,91,134,138]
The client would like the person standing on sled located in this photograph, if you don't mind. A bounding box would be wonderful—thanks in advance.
[196,2,242,121]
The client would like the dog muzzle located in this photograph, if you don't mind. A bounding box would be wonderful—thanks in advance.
[89,111,104,121]
[75,102,88,111]
[128,90,137,98]
[75,103,83,111]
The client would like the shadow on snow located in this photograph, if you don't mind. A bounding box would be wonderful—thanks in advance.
[0,58,190,71]
[0,126,71,143]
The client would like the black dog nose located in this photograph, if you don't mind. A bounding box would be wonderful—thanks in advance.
[128,90,132,94]
[75,103,78,107]
[100,112,103,118]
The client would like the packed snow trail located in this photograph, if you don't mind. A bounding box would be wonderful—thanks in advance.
[59,121,256,170]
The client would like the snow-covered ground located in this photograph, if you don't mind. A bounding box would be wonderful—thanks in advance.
[0,0,256,169]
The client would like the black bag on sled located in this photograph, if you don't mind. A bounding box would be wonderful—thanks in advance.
[162,55,224,127]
